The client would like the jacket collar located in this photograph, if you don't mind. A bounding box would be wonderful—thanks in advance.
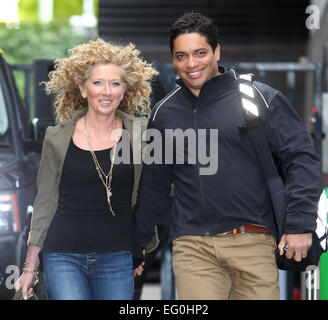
[69,108,87,122]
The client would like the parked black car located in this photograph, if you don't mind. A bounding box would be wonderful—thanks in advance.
[0,52,46,299]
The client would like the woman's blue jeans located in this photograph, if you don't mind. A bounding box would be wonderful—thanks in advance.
[42,251,134,300]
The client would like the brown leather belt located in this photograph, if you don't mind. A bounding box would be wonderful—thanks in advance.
[223,224,270,235]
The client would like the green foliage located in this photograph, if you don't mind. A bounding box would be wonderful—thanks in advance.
[0,1,99,119]
[19,0,38,22]
[0,22,88,64]
[18,0,99,24]
[53,0,83,23]
[0,22,92,118]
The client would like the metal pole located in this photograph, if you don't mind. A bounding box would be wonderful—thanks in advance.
[314,267,320,300]
[314,63,323,162]
[259,70,267,83]
[279,270,288,300]
[286,71,296,107]
[302,266,320,300]
[24,69,31,119]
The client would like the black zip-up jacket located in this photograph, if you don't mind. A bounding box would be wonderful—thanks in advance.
[134,68,322,249]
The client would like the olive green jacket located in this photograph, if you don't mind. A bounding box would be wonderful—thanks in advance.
[27,108,158,252]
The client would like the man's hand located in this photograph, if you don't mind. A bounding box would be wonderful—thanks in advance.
[278,233,312,262]
[134,261,145,277]
[134,250,146,277]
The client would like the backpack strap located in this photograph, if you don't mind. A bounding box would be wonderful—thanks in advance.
[237,73,286,238]
[237,73,272,131]
[239,73,254,82]
[237,73,263,132]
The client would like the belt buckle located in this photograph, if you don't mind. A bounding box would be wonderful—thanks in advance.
[232,226,245,234]
[222,225,245,235]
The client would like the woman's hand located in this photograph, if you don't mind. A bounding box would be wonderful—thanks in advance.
[14,245,41,299]
[14,271,37,300]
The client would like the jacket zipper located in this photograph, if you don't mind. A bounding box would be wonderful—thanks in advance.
[192,101,209,235]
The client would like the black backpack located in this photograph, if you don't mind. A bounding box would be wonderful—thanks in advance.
[237,73,328,271]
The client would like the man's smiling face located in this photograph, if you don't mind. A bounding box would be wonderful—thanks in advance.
[172,33,221,96]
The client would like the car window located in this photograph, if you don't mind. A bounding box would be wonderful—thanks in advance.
[0,82,11,145]
[0,83,9,134]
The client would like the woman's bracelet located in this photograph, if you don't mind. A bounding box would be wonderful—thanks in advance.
[22,267,39,286]
[24,262,37,269]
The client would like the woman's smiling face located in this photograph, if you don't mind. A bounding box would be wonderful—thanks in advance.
[79,63,126,116]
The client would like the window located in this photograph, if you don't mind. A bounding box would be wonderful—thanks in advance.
[0,82,11,145]
[0,84,8,135]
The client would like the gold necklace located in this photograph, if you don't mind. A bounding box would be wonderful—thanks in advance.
[84,116,117,216]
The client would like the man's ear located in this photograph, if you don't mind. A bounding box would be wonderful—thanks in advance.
[171,51,176,66]
[215,43,221,62]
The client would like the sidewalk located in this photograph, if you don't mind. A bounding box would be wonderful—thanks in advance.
[141,283,161,300]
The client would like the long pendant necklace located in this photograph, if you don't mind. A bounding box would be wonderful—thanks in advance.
[84,116,117,216]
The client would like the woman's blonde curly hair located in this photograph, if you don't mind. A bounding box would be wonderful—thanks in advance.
[44,38,159,123]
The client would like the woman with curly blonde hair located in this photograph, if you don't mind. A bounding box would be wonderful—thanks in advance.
[14,39,159,300]
[47,38,156,123]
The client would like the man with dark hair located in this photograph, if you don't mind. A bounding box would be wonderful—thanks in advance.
[168,12,219,54]
[134,12,322,299]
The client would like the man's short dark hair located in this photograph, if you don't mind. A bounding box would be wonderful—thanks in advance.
[168,12,219,54]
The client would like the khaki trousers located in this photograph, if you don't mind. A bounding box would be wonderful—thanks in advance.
[172,232,280,300]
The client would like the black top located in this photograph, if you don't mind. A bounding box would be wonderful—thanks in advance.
[43,135,134,254]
